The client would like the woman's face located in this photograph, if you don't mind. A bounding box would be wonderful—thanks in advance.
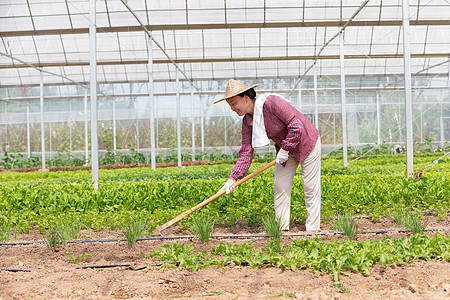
[227,95,254,116]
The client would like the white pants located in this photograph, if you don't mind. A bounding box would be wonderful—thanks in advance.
[273,137,321,231]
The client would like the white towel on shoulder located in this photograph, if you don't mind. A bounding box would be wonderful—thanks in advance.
[252,93,291,148]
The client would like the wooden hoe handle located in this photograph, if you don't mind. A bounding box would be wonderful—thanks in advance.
[157,160,276,235]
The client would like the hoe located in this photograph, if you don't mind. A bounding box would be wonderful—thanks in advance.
[157,159,276,236]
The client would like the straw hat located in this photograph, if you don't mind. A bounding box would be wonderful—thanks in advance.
[214,79,259,104]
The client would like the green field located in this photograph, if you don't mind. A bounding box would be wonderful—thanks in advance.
[0,152,448,232]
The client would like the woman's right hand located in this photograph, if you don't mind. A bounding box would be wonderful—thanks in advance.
[220,178,236,194]
[276,148,289,164]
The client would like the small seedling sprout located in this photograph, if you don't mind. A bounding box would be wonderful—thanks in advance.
[334,212,358,239]
[123,219,147,248]
[190,213,215,244]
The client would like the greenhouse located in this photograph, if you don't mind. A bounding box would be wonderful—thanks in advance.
[0,0,449,298]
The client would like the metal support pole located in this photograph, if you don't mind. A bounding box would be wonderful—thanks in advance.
[89,0,99,189]
[200,95,205,154]
[420,95,423,142]
[69,101,72,152]
[148,35,156,170]
[49,101,53,159]
[4,122,6,152]
[135,98,139,151]
[376,90,381,145]
[402,0,414,178]
[2,102,5,152]
[136,116,139,150]
[4,103,7,152]
[40,71,46,170]
[313,63,319,130]
[397,103,402,144]
[339,31,348,166]
[155,100,159,156]
[333,112,336,145]
[49,118,52,160]
[444,61,449,148]
[176,71,181,167]
[191,89,195,161]
[112,99,117,155]
[84,89,89,162]
[26,101,31,158]
[4,125,6,152]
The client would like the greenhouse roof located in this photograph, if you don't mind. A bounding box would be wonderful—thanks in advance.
[1,0,450,91]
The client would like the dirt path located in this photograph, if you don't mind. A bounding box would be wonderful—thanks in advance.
[1,216,450,299]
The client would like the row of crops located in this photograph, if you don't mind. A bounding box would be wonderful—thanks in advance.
[144,234,450,282]
[0,152,448,232]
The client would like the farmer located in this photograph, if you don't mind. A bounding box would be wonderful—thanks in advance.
[216,79,321,231]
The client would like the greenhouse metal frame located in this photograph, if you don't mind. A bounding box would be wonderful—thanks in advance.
[1,0,449,187]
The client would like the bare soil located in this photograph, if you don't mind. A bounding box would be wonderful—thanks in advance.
[1,215,450,299]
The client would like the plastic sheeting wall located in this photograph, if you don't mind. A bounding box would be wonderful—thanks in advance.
[0,76,449,157]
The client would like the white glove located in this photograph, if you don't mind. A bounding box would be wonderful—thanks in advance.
[276,148,289,165]
[220,178,236,194]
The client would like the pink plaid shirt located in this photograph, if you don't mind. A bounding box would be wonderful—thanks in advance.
[230,95,319,180]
